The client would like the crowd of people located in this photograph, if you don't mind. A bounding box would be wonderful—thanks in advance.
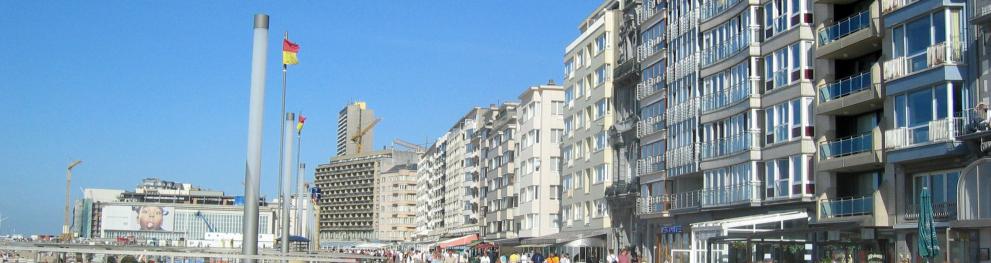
[382,247,639,263]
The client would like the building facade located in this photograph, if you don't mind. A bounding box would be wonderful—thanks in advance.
[514,85,566,241]
[480,102,520,243]
[376,164,418,242]
[337,101,376,156]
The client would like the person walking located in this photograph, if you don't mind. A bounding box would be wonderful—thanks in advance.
[481,251,491,263]
[560,254,571,263]
[531,251,544,263]
[617,249,629,263]
[606,250,618,263]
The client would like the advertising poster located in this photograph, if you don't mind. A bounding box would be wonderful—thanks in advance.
[101,205,174,231]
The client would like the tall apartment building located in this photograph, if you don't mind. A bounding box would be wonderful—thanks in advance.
[314,149,418,243]
[479,103,520,242]
[376,164,418,242]
[415,141,447,243]
[514,85,566,241]
[555,1,620,254]
[337,102,376,156]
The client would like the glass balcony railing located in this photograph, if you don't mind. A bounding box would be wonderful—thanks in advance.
[819,71,873,102]
[701,182,763,208]
[820,196,873,219]
[819,132,874,160]
[671,190,702,210]
[700,0,743,21]
[885,117,964,150]
[701,32,751,67]
[883,42,962,81]
[818,10,871,46]
[701,79,757,113]
[636,195,671,215]
[701,131,761,160]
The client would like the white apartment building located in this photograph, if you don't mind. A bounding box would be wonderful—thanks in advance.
[376,164,418,242]
[514,85,565,240]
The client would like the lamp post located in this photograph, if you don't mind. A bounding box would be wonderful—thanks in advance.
[63,160,82,241]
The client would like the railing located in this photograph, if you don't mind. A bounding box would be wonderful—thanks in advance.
[637,155,667,176]
[638,37,665,62]
[882,0,920,14]
[701,131,761,160]
[700,0,743,21]
[636,75,665,100]
[978,0,991,20]
[638,0,662,24]
[885,117,964,150]
[701,182,763,208]
[666,144,700,171]
[957,107,991,136]
[819,71,873,102]
[904,202,957,221]
[671,190,702,210]
[668,9,698,39]
[637,115,666,138]
[666,97,700,123]
[668,52,699,81]
[820,196,873,219]
[701,78,757,113]
[636,195,672,215]
[701,31,751,67]
[883,42,962,81]
[819,133,874,160]
[818,10,872,46]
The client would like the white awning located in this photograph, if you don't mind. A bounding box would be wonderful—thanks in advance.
[691,210,809,232]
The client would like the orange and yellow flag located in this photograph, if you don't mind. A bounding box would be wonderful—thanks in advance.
[296,114,306,134]
[283,39,299,65]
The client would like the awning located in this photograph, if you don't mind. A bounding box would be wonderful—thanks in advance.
[521,229,609,245]
[438,234,478,249]
[492,238,521,246]
[355,242,389,249]
[518,244,553,248]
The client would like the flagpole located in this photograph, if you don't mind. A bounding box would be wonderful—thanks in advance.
[294,119,304,236]
[278,31,291,254]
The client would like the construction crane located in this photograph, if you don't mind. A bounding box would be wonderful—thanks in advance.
[195,211,215,232]
[351,118,380,154]
[393,138,426,153]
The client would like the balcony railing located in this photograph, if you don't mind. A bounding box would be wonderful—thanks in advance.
[885,117,964,150]
[666,97,700,123]
[882,0,920,14]
[957,107,991,136]
[636,195,671,215]
[883,42,962,81]
[818,10,871,46]
[701,32,751,67]
[978,0,991,21]
[638,37,665,62]
[820,196,873,219]
[904,202,957,221]
[819,132,874,160]
[638,0,662,24]
[636,155,666,176]
[637,115,666,138]
[636,75,665,100]
[671,190,702,210]
[701,182,763,208]
[701,130,761,160]
[700,0,743,21]
[701,78,758,113]
[819,71,873,102]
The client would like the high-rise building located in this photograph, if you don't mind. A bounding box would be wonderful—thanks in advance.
[337,102,376,156]
[314,149,418,242]
[513,85,566,241]
[376,163,418,242]
[479,102,521,243]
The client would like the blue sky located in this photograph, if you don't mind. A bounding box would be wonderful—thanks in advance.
[0,1,601,234]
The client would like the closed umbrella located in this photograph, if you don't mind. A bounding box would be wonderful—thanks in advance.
[917,186,940,261]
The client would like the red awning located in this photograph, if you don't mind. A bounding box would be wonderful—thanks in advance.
[438,234,478,249]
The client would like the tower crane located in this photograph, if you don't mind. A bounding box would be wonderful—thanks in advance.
[351,118,380,154]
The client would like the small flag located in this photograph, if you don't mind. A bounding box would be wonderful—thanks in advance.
[283,39,299,65]
[296,114,306,134]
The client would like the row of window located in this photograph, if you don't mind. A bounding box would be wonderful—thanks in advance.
[561,164,612,191]
[563,33,609,79]
[564,65,611,105]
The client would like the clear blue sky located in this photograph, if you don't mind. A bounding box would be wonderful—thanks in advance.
[0,1,601,234]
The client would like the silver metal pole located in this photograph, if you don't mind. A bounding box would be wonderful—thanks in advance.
[277,31,290,254]
[242,13,268,261]
[281,113,295,253]
[295,128,305,236]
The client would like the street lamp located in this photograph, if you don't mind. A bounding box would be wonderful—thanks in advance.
[63,160,82,241]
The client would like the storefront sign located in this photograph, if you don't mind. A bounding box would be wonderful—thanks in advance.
[661,225,682,233]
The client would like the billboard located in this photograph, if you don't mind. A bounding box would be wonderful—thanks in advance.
[101,205,174,231]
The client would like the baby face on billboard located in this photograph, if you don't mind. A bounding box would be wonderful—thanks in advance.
[137,206,165,230]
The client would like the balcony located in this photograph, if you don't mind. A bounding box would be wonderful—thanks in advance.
[701,78,758,114]
[670,190,702,211]
[819,196,873,220]
[973,0,991,24]
[883,42,962,81]
[817,65,883,115]
[636,195,671,216]
[636,75,665,100]
[666,97,700,123]
[636,116,666,138]
[701,32,751,68]
[700,182,763,208]
[881,0,919,14]
[700,131,761,160]
[818,131,882,171]
[885,117,964,150]
[700,0,744,22]
[638,37,665,62]
[820,133,872,160]
[956,108,991,154]
[638,0,662,25]
[666,144,700,177]
[816,9,880,60]
[636,155,666,177]
[904,202,957,221]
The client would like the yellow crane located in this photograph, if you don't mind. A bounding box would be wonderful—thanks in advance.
[351,118,380,154]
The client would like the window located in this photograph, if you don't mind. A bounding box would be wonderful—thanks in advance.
[550,185,561,200]
[763,41,814,90]
[595,33,607,54]
[552,100,565,115]
[765,97,813,144]
[564,117,574,135]
[565,86,574,105]
[910,170,960,207]
[551,213,560,229]
[562,146,573,162]
[564,58,575,79]
[595,99,608,120]
[595,131,607,151]
[596,65,607,86]
[762,0,810,38]
[889,9,962,75]
[594,164,609,183]
[595,200,606,217]
[551,157,562,172]
[764,154,814,198]
[551,129,564,143]
[891,83,962,145]
[563,174,573,190]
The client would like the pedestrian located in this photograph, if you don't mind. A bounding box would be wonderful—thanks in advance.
[531,251,544,263]
[430,247,445,263]
[510,252,520,263]
[560,254,571,263]
[445,249,460,263]
[481,251,491,263]
[607,250,618,263]
[617,249,629,263]
[500,253,508,263]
